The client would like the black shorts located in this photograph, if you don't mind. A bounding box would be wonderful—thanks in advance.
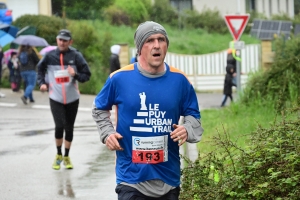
[115,184,180,200]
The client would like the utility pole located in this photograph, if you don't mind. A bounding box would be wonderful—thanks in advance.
[236,0,242,95]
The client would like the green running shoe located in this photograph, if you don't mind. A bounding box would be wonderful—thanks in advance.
[52,154,63,170]
[63,156,73,169]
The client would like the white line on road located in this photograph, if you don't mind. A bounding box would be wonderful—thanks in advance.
[32,105,93,112]
[0,103,93,112]
[31,105,50,109]
[0,102,17,107]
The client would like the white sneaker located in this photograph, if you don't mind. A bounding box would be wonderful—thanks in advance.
[0,93,5,98]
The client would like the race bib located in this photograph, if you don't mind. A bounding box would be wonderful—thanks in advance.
[54,70,71,84]
[132,135,168,164]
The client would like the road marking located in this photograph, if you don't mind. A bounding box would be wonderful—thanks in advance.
[0,102,17,107]
[78,107,91,112]
[31,105,50,109]
[0,103,116,114]
[31,104,93,112]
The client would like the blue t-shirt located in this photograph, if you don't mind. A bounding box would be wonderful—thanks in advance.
[94,63,200,187]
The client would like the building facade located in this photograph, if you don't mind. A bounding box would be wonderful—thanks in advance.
[2,0,51,21]
[170,0,294,18]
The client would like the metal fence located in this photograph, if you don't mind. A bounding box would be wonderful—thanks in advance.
[130,44,261,91]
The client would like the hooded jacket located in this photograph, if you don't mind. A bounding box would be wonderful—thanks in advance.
[109,45,121,73]
[37,48,91,104]
[223,64,236,95]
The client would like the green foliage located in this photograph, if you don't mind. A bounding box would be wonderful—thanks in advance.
[150,0,178,27]
[183,8,227,34]
[113,0,149,27]
[181,101,300,199]
[12,14,64,45]
[241,36,300,106]
[90,20,259,55]
[140,0,152,16]
[67,20,111,94]
[103,5,130,26]
[52,0,114,20]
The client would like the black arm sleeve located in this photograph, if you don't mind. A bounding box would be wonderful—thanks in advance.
[74,52,91,83]
[36,56,48,86]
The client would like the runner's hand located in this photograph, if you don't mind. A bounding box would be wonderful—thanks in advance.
[40,84,48,92]
[105,133,124,151]
[67,65,76,77]
[170,124,187,146]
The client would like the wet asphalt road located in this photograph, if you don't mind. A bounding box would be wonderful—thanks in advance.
[0,88,227,200]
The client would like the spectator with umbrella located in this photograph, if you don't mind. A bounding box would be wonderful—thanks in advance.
[18,45,40,104]
[12,34,48,104]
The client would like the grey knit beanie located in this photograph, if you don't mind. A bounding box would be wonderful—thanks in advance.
[134,21,169,55]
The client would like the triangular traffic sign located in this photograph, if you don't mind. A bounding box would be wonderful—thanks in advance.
[224,14,250,41]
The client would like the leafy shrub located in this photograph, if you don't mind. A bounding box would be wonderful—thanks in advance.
[12,14,64,45]
[52,0,114,20]
[180,101,300,199]
[113,0,149,27]
[140,0,152,16]
[183,8,227,34]
[150,0,178,27]
[241,35,300,107]
[104,5,131,26]
[67,20,111,94]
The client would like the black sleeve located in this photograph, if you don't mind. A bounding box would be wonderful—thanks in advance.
[74,51,91,83]
[7,61,13,70]
[36,55,48,86]
[32,50,40,65]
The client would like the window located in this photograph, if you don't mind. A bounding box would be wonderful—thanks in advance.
[250,0,256,11]
[246,0,256,12]
[170,0,192,12]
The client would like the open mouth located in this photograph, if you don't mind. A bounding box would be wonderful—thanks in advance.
[153,53,161,57]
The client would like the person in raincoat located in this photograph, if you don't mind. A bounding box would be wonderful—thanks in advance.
[109,44,121,73]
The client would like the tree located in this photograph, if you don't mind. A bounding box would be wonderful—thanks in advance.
[51,0,115,19]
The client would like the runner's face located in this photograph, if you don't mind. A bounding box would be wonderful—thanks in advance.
[140,33,167,70]
[56,38,72,52]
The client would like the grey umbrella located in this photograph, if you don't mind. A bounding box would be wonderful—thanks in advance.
[12,35,49,47]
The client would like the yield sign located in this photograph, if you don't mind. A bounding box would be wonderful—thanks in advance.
[224,14,250,41]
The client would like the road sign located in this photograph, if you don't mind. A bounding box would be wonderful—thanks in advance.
[224,14,250,41]
[234,41,245,49]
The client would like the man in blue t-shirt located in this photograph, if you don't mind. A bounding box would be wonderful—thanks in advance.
[92,21,204,199]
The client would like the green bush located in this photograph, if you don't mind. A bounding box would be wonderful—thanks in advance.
[181,101,300,199]
[150,0,178,27]
[113,0,149,27]
[13,14,65,46]
[67,20,111,94]
[53,0,114,20]
[140,0,152,16]
[241,35,300,107]
[183,8,227,34]
[103,5,131,26]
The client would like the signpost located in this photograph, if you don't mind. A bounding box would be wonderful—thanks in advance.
[224,14,250,95]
